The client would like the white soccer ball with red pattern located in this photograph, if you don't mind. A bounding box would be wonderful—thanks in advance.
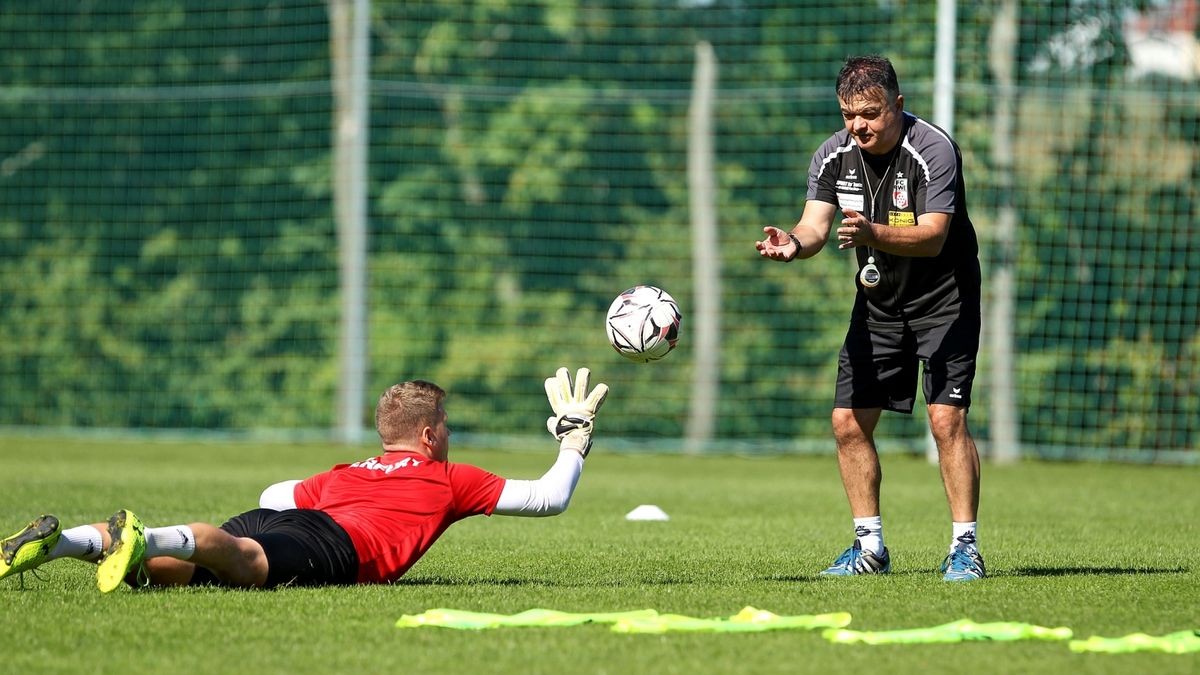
[605,285,682,363]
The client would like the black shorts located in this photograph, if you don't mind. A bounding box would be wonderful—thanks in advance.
[188,509,358,589]
[834,314,979,414]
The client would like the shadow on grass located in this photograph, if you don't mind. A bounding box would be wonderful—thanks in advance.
[399,577,555,587]
[760,570,935,582]
[762,566,1190,581]
[1000,566,1189,577]
[399,576,703,587]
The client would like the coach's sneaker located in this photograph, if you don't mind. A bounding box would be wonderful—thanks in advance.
[820,540,891,576]
[941,544,986,582]
[97,509,147,593]
[0,515,61,582]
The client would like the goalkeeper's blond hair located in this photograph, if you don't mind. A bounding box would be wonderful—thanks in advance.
[375,380,446,445]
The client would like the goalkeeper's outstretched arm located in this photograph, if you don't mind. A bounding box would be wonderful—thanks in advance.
[494,366,609,517]
[492,444,584,516]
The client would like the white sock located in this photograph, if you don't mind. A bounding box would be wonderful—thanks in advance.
[853,516,885,556]
[51,526,105,562]
[951,521,978,553]
[145,526,196,560]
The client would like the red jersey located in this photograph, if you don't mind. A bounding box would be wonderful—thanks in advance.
[293,451,506,583]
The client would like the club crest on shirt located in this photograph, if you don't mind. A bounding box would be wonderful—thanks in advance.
[892,176,909,209]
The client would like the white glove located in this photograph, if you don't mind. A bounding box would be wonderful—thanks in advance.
[544,367,609,457]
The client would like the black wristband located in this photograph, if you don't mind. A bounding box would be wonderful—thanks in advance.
[787,232,803,261]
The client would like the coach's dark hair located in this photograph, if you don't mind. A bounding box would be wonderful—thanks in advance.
[836,55,900,103]
[376,380,446,445]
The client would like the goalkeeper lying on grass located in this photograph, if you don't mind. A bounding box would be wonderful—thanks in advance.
[0,367,608,592]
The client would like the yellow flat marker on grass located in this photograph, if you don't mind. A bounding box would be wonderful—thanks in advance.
[823,619,1072,645]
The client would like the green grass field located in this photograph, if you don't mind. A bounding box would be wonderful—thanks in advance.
[1,437,1195,674]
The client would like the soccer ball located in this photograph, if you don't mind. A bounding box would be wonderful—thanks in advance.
[605,285,682,362]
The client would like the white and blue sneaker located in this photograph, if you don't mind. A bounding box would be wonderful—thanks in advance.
[820,540,891,576]
[941,542,986,582]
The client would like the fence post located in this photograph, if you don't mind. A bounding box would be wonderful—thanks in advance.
[685,41,720,454]
[331,0,370,444]
[988,0,1021,463]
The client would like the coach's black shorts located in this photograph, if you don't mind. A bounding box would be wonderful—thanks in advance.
[188,509,358,589]
[834,314,979,414]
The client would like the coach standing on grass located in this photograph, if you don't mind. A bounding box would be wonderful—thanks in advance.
[755,55,986,581]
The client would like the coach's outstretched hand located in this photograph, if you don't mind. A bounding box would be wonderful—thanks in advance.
[544,367,609,458]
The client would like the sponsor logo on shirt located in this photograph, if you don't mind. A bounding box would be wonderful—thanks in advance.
[836,168,863,195]
[350,456,423,474]
[838,193,865,212]
[888,211,915,227]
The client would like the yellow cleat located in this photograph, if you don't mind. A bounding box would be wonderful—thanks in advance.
[0,515,61,582]
[96,510,147,593]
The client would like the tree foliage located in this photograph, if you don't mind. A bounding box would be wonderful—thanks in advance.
[0,1,1195,456]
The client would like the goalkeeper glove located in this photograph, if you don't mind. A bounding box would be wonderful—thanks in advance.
[544,367,609,457]
[559,428,594,458]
